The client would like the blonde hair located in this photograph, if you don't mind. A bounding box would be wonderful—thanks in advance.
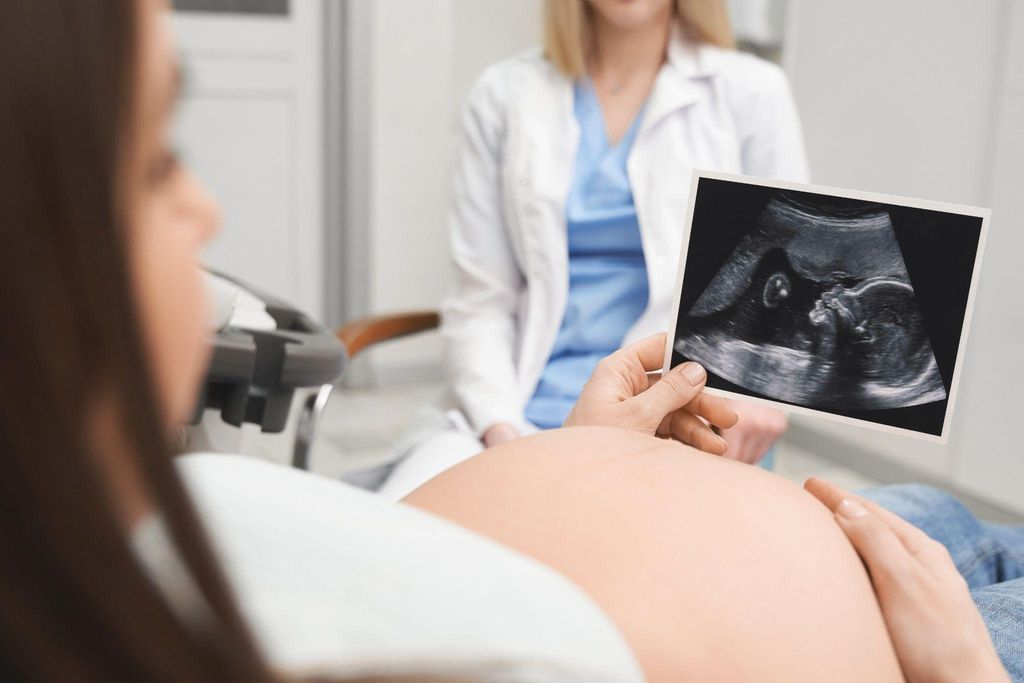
[544,0,735,78]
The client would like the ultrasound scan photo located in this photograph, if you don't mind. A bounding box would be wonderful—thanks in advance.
[668,174,988,440]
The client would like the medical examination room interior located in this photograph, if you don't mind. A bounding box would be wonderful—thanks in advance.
[178,0,1024,518]
[3,0,1023,680]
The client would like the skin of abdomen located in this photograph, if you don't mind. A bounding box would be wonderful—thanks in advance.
[404,426,904,683]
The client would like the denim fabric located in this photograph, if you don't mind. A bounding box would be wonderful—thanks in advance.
[861,484,1024,682]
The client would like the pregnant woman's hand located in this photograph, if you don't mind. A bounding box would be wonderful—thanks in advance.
[805,478,1010,683]
[565,334,738,454]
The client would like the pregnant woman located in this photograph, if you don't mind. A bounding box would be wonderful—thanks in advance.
[377,0,804,498]
[1,0,1017,681]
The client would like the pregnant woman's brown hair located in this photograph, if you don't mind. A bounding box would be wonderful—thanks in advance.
[0,1,273,679]
[0,3,472,681]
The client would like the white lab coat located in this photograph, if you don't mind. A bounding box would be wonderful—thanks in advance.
[376,34,809,498]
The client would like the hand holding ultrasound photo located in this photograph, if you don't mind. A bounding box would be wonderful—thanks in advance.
[663,172,989,442]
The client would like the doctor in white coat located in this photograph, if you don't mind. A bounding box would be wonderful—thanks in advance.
[377,0,809,499]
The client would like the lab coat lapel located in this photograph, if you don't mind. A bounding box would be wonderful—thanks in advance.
[635,30,706,140]
[630,32,712,341]
[511,62,576,267]
[506,60,577,394]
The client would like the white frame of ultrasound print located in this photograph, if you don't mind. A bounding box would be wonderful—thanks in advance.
[662,170,991,444]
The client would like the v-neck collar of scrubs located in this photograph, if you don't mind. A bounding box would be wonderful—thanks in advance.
[577,78,647,154]
[524,79,651,430]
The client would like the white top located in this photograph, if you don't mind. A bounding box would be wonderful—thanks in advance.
[139,454,645,682]
[442,33,809,436]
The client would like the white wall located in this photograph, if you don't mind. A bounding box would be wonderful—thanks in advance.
[785,0,1024,514]
[951,0,1024,513]
[356,0,542,378]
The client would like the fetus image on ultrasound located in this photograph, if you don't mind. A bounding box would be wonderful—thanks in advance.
[675,192,948,411]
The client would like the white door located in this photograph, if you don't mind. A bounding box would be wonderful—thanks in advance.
[171,0,326,318]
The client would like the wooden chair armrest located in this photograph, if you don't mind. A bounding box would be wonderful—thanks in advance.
[336,310,440,359]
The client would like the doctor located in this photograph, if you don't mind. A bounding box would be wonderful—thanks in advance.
[379,0,809,498]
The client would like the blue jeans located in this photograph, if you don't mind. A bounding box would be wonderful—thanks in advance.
[862,484,1024,682]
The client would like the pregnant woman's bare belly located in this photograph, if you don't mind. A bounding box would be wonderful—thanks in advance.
[404,427,903,683]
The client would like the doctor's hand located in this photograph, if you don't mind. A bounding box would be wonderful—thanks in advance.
[804,478,1010,683]
[718,401,788,465]
[482,422,520,448]
[565,334,738,454]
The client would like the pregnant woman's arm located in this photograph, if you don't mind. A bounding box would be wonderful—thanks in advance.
[405,336,904,682]
[806,478,1011,683]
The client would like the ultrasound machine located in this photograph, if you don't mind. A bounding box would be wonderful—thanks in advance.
[183,273,347,470]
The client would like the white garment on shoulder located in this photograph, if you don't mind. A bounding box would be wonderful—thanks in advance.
[164,453,644,683]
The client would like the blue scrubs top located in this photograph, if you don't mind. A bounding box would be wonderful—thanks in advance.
[524,80,649,430]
